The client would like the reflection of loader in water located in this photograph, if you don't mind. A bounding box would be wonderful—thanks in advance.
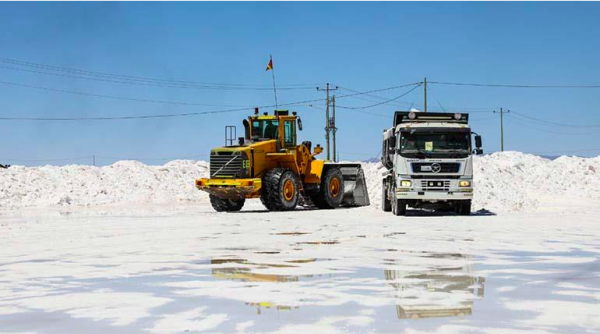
[210,258,313,314]
[384,253,485,320]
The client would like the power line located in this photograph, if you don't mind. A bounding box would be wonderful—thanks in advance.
[2,156,93,162]
[511,111,600,128]
[430,81,600,89]
[336,84,422,110]
[0,57,318,89]
[0,64,315,91]
[0,82,422,121]
[0,80,254,107]
[506,114,599,135]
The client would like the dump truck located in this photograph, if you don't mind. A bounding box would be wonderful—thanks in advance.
[196,109,369,212]
[381,111,483,216]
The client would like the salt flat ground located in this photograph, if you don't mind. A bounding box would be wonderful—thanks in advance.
[1,202,600,334]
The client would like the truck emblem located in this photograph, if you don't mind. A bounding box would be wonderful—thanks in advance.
[431,163,442,173]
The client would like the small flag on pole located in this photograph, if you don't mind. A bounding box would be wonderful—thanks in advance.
[266,56,273,71]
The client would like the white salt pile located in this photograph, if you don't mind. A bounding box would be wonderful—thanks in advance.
[0,160,209,209]
[1,152,599,212]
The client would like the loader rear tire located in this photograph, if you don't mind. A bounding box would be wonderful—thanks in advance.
[261,168,299,211]
[382,179,391,212]
[209,195,245,212]
[311,167,344,209]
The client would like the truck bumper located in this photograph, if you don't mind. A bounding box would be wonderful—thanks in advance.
[396,189,473,201]
[196,178,262,199]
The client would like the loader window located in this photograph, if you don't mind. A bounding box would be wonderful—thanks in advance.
[251,120,279,140]
[284,120,296,147]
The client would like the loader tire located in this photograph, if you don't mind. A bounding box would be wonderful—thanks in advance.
[311,167,344,209]
[382,179,391,212]
[261,168,299,211]
[209,195,245,212]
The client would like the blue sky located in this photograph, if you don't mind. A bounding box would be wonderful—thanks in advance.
[1,2,599,166]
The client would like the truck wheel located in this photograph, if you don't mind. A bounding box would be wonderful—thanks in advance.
[311,167,344,209]
[261,168,299,211]
[209,195,245,212]
[457,200,472,216]
[382,179,391,212]
[391,185,407,216]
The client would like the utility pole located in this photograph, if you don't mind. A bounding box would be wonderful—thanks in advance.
[316,83,338,161]
[423,77,427,113]
[494,108,510,151]
[331,95,337,162]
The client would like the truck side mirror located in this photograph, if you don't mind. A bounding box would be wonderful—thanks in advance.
[474,135,483,155]
[475,135,482,149]
[297,118,303,131]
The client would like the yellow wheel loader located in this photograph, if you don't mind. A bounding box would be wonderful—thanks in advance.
[196,109,370,212]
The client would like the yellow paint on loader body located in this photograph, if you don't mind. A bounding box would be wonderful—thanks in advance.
[196,110,370,209]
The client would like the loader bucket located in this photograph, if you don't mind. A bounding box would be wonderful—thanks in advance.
[328,163,370,207]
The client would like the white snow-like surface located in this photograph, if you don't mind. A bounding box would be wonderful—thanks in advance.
[1,152,599,212]
[1,206,599,333]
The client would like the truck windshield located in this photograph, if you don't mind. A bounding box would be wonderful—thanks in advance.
[400,131,471,158]
[251,120,279,140]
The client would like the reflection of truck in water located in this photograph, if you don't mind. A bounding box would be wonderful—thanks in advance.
[381,112,483,216]
[384,253,484,319]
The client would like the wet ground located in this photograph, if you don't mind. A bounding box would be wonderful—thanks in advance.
[1,203,599,334]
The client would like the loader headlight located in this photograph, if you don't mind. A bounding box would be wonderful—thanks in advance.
[459,180,471,187]
[401,180,412,187]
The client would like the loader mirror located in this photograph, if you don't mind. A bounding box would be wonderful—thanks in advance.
[297,117,303,131]
[314,144,323,155]
[243,119,250,139]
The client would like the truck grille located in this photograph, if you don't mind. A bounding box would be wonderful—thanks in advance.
[420,180,451,191]
[412,163,460,173]
[210,152,244,178]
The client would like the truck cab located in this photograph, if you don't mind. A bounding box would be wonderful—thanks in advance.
[382,111,483,216]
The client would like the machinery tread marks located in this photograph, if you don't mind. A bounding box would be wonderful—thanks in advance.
[209,194,245,212]
[261,168,299,211]
[311,167,345,209]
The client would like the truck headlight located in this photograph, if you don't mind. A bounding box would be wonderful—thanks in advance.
[401,180,412,187]
[459,180,471,187]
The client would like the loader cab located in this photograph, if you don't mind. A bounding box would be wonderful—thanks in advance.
[245,110,300,149]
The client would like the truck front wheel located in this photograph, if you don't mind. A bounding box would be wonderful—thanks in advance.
[382,179,391,212]
[392,198,407,216]
[209,195,245,212]
[455,200,472,216]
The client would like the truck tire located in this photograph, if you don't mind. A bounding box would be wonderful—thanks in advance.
[382,179,391,212]
[311,167,344,209]
[261,168,299,211]
[457,200,472,216]
[392,199,407,216]
[209,194,245,212]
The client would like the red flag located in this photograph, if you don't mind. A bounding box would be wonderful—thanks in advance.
[265,57,273,71]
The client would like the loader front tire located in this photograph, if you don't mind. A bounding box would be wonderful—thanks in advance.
[261,168,299,211]
[311,167,344,209]
[209,195,245,212]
